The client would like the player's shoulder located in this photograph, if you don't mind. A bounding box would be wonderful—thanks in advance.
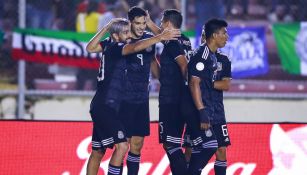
[102,37,112,43]
[216,51,231,62]
[180,34,191,46]
[143,31,154,38]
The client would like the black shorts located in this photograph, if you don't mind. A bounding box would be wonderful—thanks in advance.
[183,108,217,148]
[212,122,231,147]
[159,103,185,146]
[90,93,127,150]
[118,101,150,137]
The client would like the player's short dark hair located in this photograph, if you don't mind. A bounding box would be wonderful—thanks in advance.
[162,9,182,29]
[204,18,228,40]
[128,6,146,21]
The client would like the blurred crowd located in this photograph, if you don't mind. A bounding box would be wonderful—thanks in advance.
[1,0,307,90]
[1,0,307,33]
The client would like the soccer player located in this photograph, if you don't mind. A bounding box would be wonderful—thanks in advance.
[187,18,229,175]
[147,9,192,175]
[184,23,232,175]
[212,41,232,175]
[86,18,180,175]
[117,7,157,175]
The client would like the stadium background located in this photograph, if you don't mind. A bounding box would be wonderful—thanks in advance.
[1,0,307,174]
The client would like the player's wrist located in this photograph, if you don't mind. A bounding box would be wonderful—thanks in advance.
[199,108,209,123]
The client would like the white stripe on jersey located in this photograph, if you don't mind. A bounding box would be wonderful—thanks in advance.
[202,46,209,60]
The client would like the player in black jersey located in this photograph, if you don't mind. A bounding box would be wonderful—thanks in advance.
[117,7,157,175]
[147,9,192,175]
[86,18,180,175]
[212,47,232,175]
[187,19,229,175]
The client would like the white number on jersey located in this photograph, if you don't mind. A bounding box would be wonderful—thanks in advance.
[97,55,105,81]
[137,54,143,66]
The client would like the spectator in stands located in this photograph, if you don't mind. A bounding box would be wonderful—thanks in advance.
[268,0,293,22]
[53,0,77,30]
[194,0,225,47]
[27,0,55,29]
[76,1,101,33]
[75,1,101,90]
[138,0,162,25]
[76,0,106,14]
[0,1,3,30]
[98,0,129,29]
[226,0,249,18]
[297,0,307,21]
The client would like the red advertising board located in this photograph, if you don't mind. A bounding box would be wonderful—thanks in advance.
[1,121,306,175]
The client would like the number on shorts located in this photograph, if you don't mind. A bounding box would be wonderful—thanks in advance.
[221,125,228,137]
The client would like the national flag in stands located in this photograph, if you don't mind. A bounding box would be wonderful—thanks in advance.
[273,22,307,76]
[11,28,103,69]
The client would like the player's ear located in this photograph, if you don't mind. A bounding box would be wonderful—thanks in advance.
[111,33,119,42]
[213,32,217,39]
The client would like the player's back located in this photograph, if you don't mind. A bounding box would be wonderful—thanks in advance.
[94,38,126,110]
[159,34,192,104]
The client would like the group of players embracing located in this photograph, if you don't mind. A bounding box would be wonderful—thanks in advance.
[86,6,231,175]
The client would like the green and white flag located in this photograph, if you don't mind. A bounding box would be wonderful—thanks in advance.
[12,28,103,69]
[273,22,307,75]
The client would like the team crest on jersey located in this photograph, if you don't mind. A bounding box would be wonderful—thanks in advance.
[217,62,222,71]
[118,131,124,139]
[196,62,205,71]
[205,129,213,137]
[146,46,153,52]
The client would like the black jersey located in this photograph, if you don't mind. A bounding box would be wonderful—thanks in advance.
[211,52,231,124]
[123,32,156,103]
[94,38,126,110]
[188,43,218,121]
[159,34,192,104]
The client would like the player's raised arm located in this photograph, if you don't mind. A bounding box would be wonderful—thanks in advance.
[122,29,181,55]
[86,18,121,53]
[146,10,162,35]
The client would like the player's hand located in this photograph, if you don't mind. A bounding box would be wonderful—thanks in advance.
[159,29,181,41]
[146,10,153,23]
[200,122,210,130]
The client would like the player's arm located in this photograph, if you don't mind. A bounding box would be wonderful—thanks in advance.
[189,76,210,130]
[214,56,232,91]
[150,56,160,79]
[122,29,180,55]
[86,19,117,53]
[175,55,188,80]
[146,10,162,35]
[214,78,231,91]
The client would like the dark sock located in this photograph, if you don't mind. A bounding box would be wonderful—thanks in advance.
[108,164,121,175]
[119,163,123,175]
[214,160,227,175]
[188,141,217,175]
[165,146,188,175]
[127,152,140,175]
